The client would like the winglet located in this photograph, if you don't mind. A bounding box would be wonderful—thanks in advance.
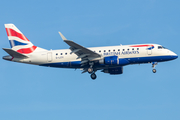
[58,32,67,41]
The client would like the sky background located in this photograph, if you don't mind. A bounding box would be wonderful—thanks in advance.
[0,0,180,120]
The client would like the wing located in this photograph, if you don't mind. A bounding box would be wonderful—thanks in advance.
[59,32,101,64]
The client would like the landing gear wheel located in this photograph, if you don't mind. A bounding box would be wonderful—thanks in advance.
[88,67,93,73]
[152,69,156,73]
[91,73,97,80]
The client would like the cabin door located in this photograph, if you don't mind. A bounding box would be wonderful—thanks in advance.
[147,49,152,55]
[47,52,52,62]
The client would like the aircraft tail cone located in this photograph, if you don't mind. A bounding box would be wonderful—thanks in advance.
[3,55,13,61]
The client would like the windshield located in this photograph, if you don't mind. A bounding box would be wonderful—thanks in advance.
[158,46,166,49]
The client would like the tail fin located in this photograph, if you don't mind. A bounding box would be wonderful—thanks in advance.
[5,24,37,54]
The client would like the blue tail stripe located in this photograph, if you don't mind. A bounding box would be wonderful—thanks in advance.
[9,40,28,48]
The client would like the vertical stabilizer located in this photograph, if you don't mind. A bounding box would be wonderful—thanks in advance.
[5,24,37,54]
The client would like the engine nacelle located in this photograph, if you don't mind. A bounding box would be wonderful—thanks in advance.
[99,56,119,65]
[102,67,123,75]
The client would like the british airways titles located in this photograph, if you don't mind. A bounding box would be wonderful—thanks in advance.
[103,50,139,56]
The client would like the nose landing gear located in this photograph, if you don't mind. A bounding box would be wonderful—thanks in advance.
[152,69,156,73]
[152,62,158,73]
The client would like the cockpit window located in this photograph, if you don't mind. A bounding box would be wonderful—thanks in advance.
[158,46,163,49]
[162,46,166,49]
[158,46,166,49]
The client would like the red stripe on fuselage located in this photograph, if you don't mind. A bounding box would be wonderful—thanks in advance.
[5,28,30,41]
[130,45,154,47]
[17,46,37,54]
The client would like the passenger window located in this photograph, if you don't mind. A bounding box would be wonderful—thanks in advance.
[137,48,139,50]
[104,50,106,52]
[56,53,58,55]
[127,49,129,51]
[118,49,120,51]
[123,49,125,51]
[99,50,101,52]
[109,50,111,52]
[132,48,134,50]
[65,53,67,55]
[113,50,115,51]
[61,53,63,55]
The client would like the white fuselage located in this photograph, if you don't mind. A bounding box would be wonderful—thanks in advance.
[8,44,177,69]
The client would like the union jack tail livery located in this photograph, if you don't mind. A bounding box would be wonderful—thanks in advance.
[5,24,37,54]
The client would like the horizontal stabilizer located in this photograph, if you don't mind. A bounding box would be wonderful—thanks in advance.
[3,48,28,58]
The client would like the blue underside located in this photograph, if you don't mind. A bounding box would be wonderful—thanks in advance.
[40,55,178,68]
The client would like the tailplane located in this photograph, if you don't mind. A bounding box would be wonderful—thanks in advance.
[5,24,37,54]
[3,48,28,58]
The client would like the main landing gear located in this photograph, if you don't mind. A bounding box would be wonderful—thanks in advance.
[88,67,93,73]
[91,73,97,80]
[152,62,158,73]
[88,62,97,80]
[88,67,97,80]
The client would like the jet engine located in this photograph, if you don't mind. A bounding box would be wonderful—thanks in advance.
[99,56,119,65]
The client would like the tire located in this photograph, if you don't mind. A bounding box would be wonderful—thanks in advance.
[88,67,93,73]
[152,69,156,73]
[91,73,97,80]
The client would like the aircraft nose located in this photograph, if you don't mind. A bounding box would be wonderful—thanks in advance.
[172,54,178,59]
[170,52,178,59]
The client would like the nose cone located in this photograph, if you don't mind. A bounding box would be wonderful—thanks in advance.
[170,52,178,60]
[172,54,178,59]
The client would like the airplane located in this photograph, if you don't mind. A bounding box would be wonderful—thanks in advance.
[2,24,178,80]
